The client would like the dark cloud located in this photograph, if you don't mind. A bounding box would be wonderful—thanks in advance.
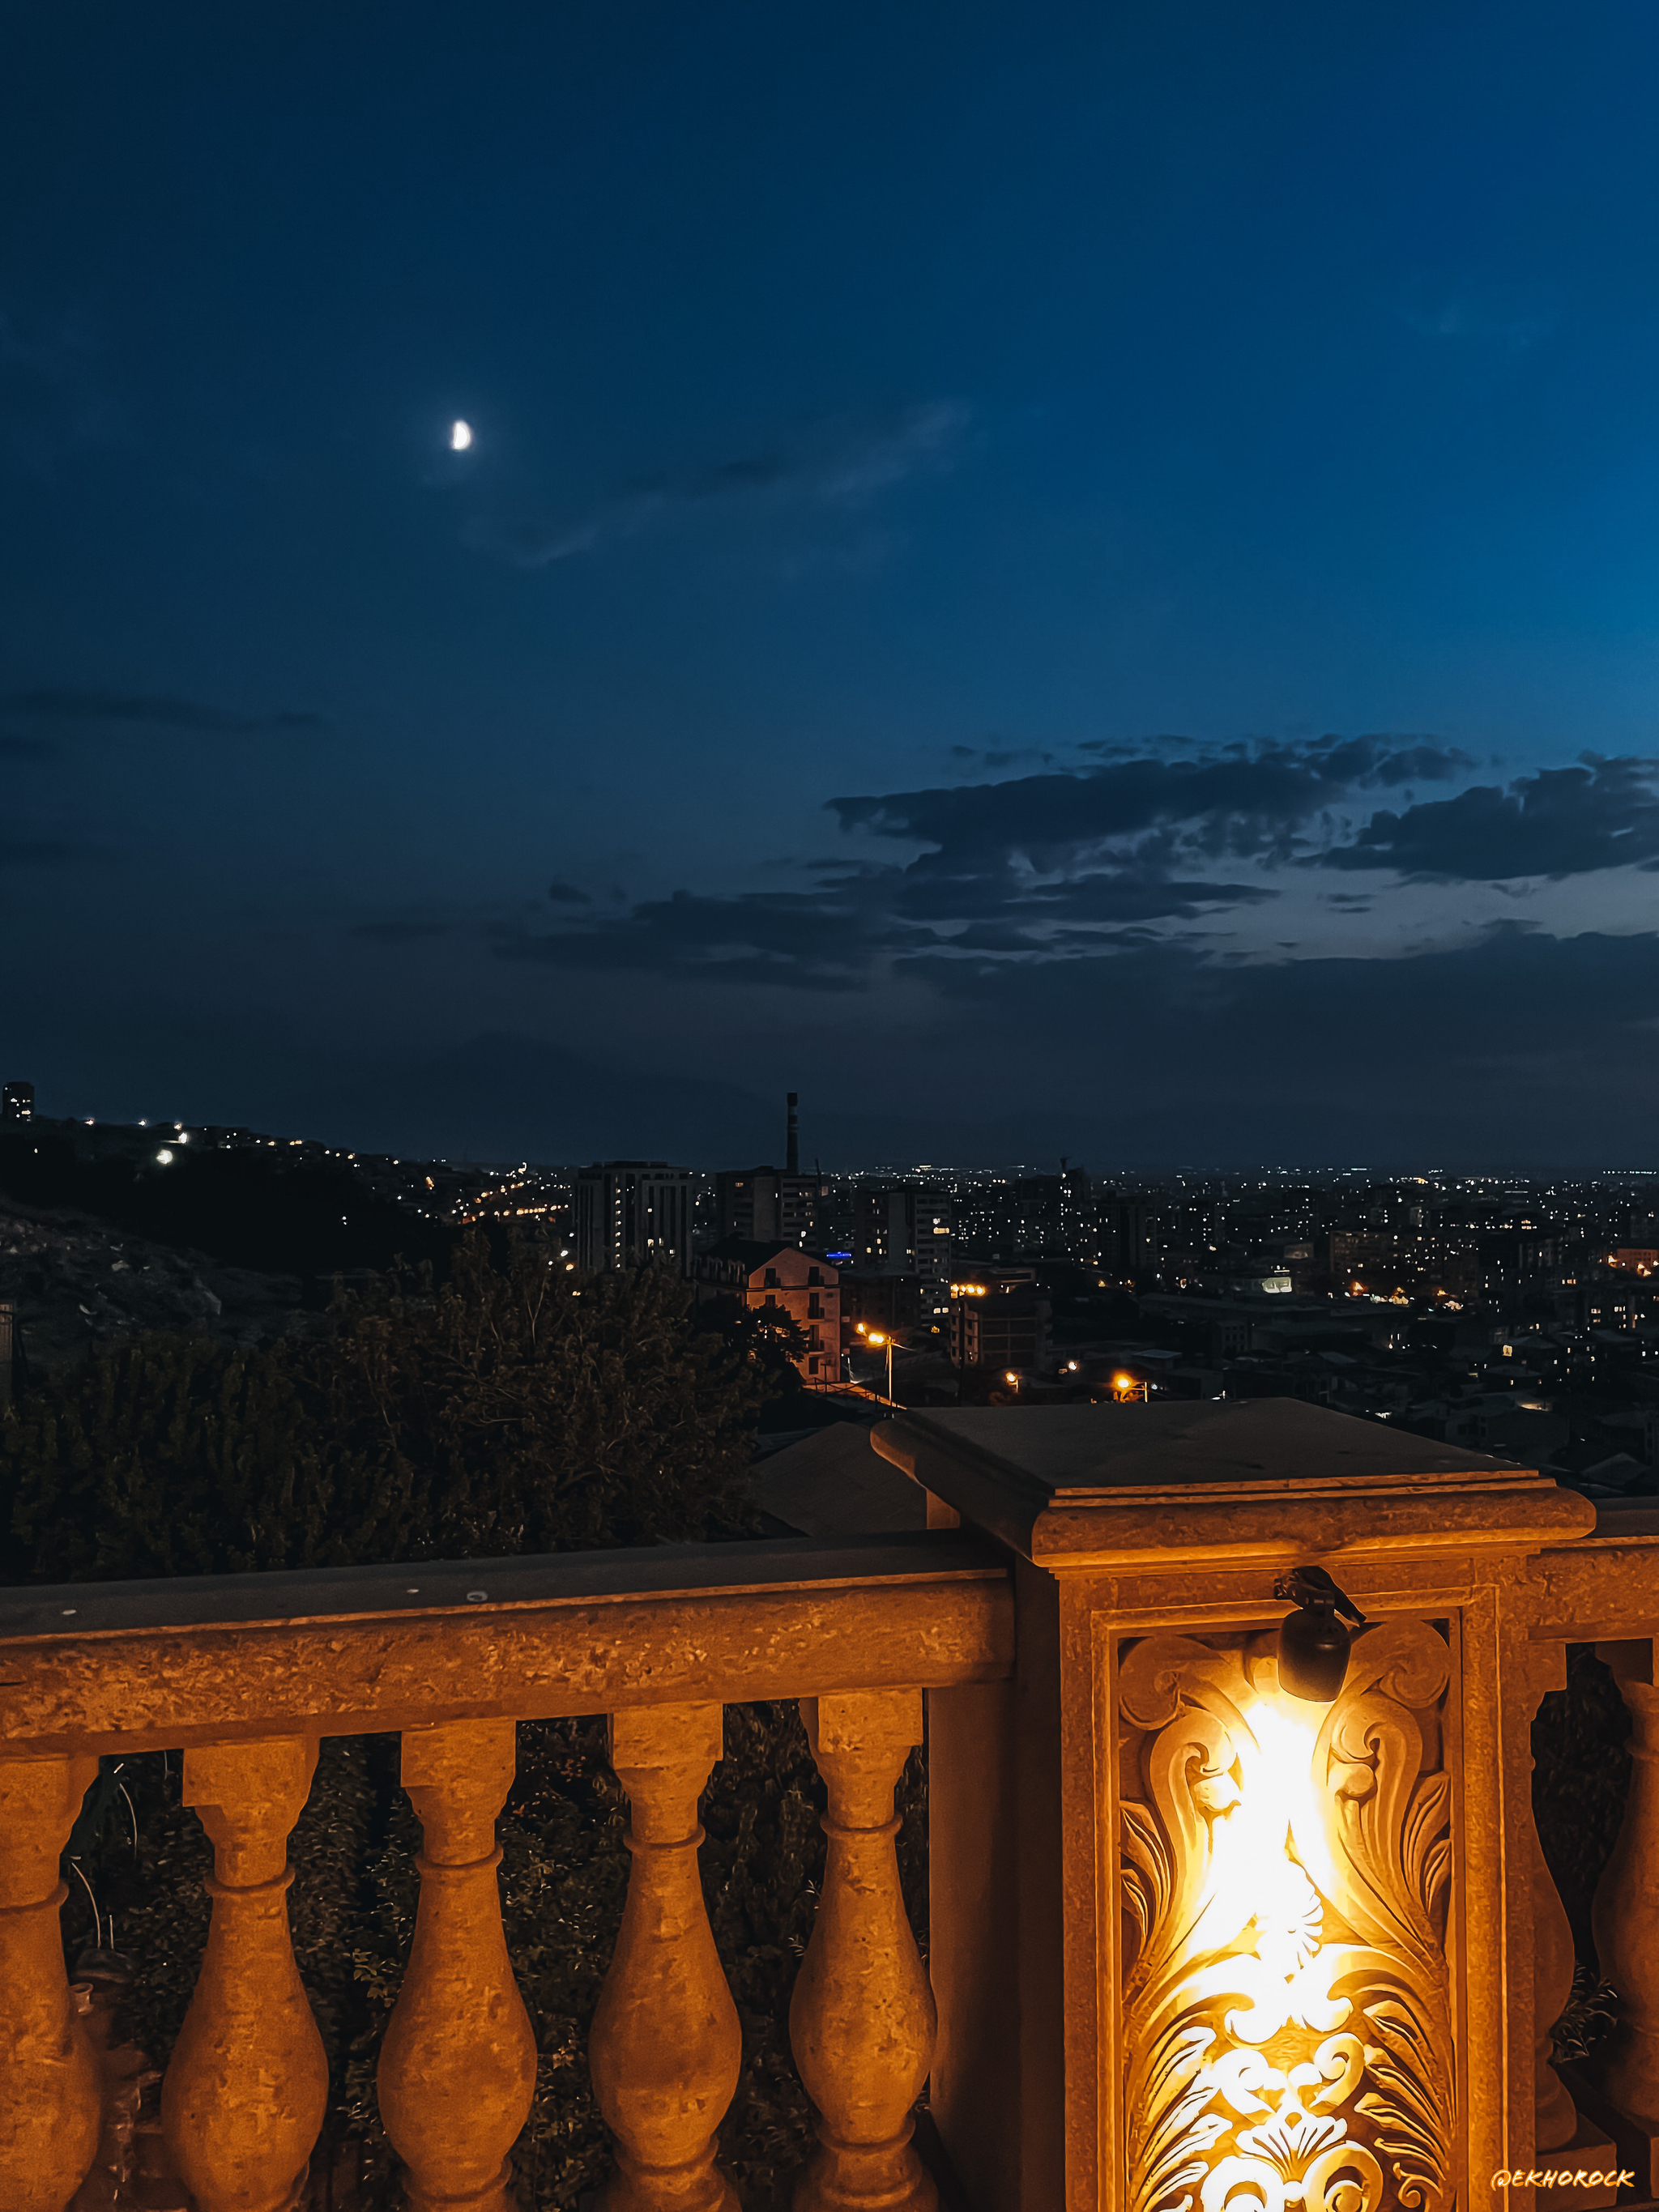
[485,738,1659,999]
[948,743,1053,770]
[834,735,1473,873]
[0,688,326,735]
[847,924,1659,1166]
[546,880,592,906]
[463,401,971,569]
[490,850,1273,987]
[493,876,925,990]
[348,927,1659,1170]
[489,735,1486,987]
[1319,755,1659,881]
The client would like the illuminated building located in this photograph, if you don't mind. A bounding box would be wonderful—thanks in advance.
[1,1080,33,1123]
[691,1238,841,1382]
[574,1161,692,1273]
[857,1183,953,1311]
[948,1267,1049,1371]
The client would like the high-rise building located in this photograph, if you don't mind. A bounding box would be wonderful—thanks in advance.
[2,1080,34,1123]
[574,1161,692,1273]
[857,1183,954,1311]
[1098,1190,1150,1277]
[714,1163,827,1250]
[1060,1166,1094,1259]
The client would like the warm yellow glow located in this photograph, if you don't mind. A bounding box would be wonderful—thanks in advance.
[868,1332,888,1347]
[1226,1691,1337,1916]
[1120,1624,1452,2212]
[1166,1688,1370,2208]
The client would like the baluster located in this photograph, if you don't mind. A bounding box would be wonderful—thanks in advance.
[790,1692,936,2212]
[161,1736,327,2212]
[1584,1639,1659,2193]
[1535,1824,1583,2151]
[377,1718,537,2212]
[590,1703,740,2212]
[1528,1644,1583,2156]
[0,1754,101,2212]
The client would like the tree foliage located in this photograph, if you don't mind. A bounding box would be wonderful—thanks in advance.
[1,1233,761,1583]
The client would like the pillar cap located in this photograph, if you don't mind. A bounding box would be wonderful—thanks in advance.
[872,1397,1594,1570]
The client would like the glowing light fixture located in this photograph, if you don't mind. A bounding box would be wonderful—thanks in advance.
[1272,1564,1368,1703]
[1120,1618,1453,2212]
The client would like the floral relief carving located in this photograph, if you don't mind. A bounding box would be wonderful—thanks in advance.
[1119,1622,1454,2212]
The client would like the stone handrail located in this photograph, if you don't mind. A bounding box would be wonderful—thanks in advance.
[0,1529,1013,2212]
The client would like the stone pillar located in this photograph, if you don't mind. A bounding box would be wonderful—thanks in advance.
[162,1736,328,2212]
[791,1690,936,2212]
[589,1703,740,2212]
[377,1718,538,2212]
[0,1754,101,2212]
[1590,1641,1659,2189]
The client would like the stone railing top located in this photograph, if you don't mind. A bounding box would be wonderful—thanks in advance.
[0,1528,1003,1642]
[0,1530,1014,1755]
[873,1397,1596,1567]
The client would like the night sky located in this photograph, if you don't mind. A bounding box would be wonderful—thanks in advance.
[7,3,1659,1169]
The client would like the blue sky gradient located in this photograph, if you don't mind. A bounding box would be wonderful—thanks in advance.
[6,2,1659,1164]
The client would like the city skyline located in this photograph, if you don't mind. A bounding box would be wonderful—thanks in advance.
[7,5,1659,1161]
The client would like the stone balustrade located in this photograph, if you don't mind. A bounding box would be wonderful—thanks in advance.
[0,1530,1010,2212]
[15,1404,1659,2212]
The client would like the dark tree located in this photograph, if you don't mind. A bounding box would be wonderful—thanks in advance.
[0,1234,763,1583]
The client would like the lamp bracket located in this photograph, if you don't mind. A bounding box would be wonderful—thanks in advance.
[1272,1563,1369,1628]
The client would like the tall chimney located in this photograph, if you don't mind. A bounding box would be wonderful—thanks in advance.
[786,1091,799,1176]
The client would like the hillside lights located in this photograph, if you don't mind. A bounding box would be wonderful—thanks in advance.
[1272,1565,1369,1703]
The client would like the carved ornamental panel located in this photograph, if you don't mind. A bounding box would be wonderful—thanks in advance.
[1117,1621,1455,2212]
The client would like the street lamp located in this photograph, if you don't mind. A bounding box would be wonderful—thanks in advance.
[864,1328,896,1404]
